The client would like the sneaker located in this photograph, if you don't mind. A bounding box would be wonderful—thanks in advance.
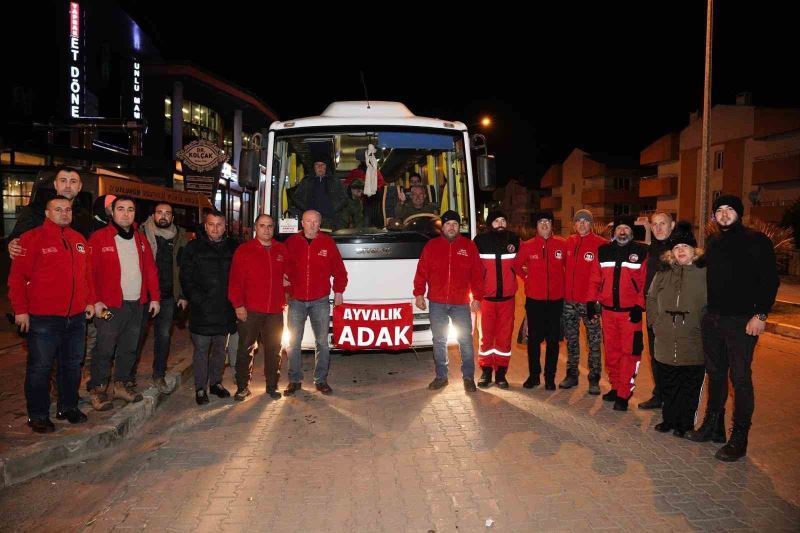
[315,382,333,395]
[284,382,302,396]
[463,378,477,392]
[638,396,662,410]
[602,389,618,402]
[56,408,88,424]
[113,381,143,403]
[428,377,449,390]
[27,417,56,433]
[266,388,282,400]
[210,383,231,398]
[89,387,114,411]
[613,397,629,411]
[196,389,210,405]
[155,376,171,395]
[587,381,601,396]
[522,375,540,389]
[234,387,252,402]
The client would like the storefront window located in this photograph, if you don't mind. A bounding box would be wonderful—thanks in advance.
[2,173,35,237]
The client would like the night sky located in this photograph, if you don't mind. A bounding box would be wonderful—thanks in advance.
[21,2,800,188]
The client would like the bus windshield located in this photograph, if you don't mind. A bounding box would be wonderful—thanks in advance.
[270,128,472,242]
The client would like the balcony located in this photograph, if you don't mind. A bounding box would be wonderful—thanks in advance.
[582,188,639,205]
[639,175,677,197]
[540,164,563,188]
[750,203,791,224]
[752,153,800,185]
[640,133,680,166]
[540,196,562,210]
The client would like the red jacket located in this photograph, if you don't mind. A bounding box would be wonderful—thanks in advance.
[413,235,484,305]
[8,218,95,316]
[514,235,567,301]
[589,240,649,310]
[285,232,348,301]
[228,238,288,314]
[89,223,160,308]
[564,232,607,303]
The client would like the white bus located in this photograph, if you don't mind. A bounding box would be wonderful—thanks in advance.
[261,101,495,349]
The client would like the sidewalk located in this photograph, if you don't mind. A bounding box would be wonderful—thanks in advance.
[0,319,195,487]
[766,276,800,338]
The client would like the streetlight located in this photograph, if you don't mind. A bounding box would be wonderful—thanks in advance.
[480,116,492,128]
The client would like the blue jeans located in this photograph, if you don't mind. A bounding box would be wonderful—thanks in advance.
[152,297,175,378]
[287,297,331,384]
[429,301,475,379]
[25,314,86,419]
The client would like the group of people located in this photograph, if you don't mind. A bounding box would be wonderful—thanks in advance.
[8,167,779,463]
[426,199,777,462]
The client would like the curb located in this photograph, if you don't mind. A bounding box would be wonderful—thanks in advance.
[0,358,194,488]
[765,320,800,340]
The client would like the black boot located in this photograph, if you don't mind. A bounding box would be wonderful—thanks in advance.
[715,426,748,462]
[495,367,509,389]
[558,369,579,389]
[686,410,726,443]
[477,367,493,388]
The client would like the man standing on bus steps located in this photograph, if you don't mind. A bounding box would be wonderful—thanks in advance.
[140,202,188,394]
[414,210,484,392]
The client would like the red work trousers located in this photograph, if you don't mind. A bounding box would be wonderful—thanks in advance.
[601,309,644,400]
[478,299,515,369]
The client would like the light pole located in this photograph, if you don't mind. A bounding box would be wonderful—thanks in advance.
[698,0,714,247]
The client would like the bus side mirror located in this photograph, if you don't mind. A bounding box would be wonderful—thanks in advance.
[477,155,496,191]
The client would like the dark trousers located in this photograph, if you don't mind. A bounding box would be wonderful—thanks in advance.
[234,312,283,391]
[152,297,176,378]
[192,334,227,390]
[656,360,705,431]
[88,301,145,389]
[702,313,758,430]
[525,298,564,381]
[25,314,86,419]
[647,326,662,402]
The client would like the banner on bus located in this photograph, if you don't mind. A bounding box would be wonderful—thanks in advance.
[333,303,413,351]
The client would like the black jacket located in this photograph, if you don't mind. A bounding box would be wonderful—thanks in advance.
[704,222,779,316]
[179,235,239,336]
[646,236,671,293]
[10,196,93,240]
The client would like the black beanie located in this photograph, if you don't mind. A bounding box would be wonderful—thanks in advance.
[669,220,697,249]
[612,215,636,233]
[534,211,554,224]
[487,209,507,225]
[712,194,744,218]
[440,210,461,225]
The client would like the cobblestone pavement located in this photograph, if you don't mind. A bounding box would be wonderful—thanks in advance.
[1,325,798,533]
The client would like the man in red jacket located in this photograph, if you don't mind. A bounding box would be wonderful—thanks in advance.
[8,196,96,432]
[474,209,519,389]
[588,215,649,411]
[228,214,288,401]
[87,196,160,411]
[560,209,606,394]
[414,210,484,392]
[284,210,348,395]
[515,212,566,390]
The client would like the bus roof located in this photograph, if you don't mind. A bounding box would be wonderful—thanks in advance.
[269,101,468,132]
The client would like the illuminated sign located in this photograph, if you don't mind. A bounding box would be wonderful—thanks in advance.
[68,2,81,118]
[132,59,142,119]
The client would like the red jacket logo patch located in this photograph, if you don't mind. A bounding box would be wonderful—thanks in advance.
[318,249,328,257]
[457,249,468,257]
[41,247,58,255]
[584,252,595,261]
[102,246,115,253]
[555,250,563,259]
[76,243,86,254]
[507,244,516,253]
[276,254,284,262]
[628,254,639,263]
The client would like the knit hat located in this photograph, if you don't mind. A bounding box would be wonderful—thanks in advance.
[574,209,593,223]
[712,194,744,218]
[669,221,697,249]
[612,215,636,233]
[534,211,554,224]
[440,210,461,225]
[487,209,507,225]
[350,179,364,189]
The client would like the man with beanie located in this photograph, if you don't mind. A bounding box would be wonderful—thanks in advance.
[414,210,484,392]
[560,209,606,394]
[514,212,566,390]
[687,195,779,462]
[639,211,676,410]
[588,215,648,411]
[474,210,519,388]
[88,196,160,411]
[290,155,349,230]
[140,202,189,394]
